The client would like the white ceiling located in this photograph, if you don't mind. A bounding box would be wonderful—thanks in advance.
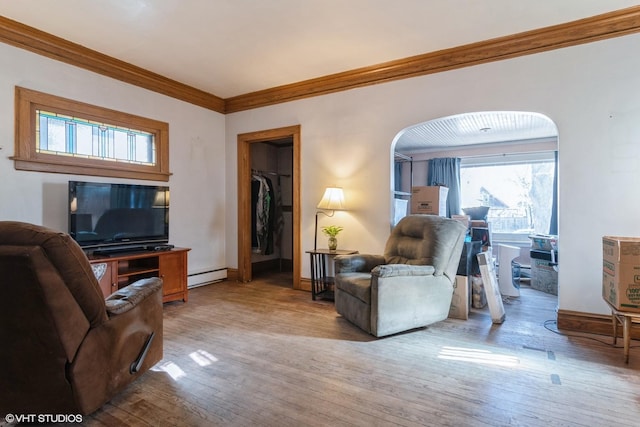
[0,0,638,99]
[395,111,559,153]
[1,1,635,150]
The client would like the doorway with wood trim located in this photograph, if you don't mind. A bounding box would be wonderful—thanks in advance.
[237,125,301,288]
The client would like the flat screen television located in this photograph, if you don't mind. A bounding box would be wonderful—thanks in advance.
[69,180,170,251]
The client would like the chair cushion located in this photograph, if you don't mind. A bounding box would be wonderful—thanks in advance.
[372,264,435,277]
[105,277,163,316]
[334,273,372,304]
[384,215,467,278]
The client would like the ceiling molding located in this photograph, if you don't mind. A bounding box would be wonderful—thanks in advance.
[0,15,226,113]
[2,7,640,115]
[225,6,640,113]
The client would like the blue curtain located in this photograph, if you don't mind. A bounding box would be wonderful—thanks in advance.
[549,151,558,235]
[394,162,402,192]
[427,157,461,217]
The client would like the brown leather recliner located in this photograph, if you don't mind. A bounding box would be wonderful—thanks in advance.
[0,221,163,415]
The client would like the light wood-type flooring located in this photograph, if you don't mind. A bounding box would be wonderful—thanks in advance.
[83,273,640,427]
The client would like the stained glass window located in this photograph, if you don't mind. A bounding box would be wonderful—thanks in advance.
[36,110,155,165]
[14,86,170,181]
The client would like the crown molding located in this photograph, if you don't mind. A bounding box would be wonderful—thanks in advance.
[2,7,640,115]
[225,6,640,113]
[0,15,225,113]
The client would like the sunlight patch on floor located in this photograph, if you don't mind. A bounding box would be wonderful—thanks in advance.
[150,350,219,381]
[438,346,520,367]
[190,349,218,366]
[151,361,187,380]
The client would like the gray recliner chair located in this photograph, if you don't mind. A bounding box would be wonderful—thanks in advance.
[334,215,467,337]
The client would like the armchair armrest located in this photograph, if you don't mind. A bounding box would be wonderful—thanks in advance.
[334,254,385,273]
[105,277,163,316]
[372,264,435,278]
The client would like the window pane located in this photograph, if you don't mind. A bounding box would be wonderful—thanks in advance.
[113,130,129,160]
[76,123,93,156]
[460,161,555,234]
[134,133,154,164]
[35,110,156,166]
[17,88,169,181]
[45,116,66,152]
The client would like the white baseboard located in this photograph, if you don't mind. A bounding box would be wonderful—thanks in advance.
[188,268,227,288]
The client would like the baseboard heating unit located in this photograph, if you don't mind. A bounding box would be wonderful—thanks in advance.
[188,268,227,289]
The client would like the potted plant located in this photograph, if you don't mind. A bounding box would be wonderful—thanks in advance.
[321,225,343,251]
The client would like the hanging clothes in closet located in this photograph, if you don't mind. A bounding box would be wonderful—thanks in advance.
[251,172,281,255]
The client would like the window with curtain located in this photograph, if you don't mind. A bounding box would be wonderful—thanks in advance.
[460,151,557,240]
[427,157,461,218]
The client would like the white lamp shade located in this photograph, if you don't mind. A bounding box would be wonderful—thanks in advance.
[316,187,345,210]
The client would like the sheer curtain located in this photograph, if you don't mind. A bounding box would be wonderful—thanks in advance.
[427,157,461,217]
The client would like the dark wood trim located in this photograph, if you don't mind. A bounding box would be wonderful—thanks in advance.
[237,125,301,289]
[0,15,225,113]
[3,7,640,114]
[12,158,171,181]
[557,308,640,340]
[299,277,311,292]
[225,268,239,282]
[13,86,171,181]
[225,6,640,112]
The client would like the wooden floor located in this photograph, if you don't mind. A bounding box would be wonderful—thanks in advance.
[83,273,640,427]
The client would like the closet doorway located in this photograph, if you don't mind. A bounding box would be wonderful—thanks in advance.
[237,125,301,288]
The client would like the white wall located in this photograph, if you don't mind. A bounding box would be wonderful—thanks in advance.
[4,31,640,316]
[0,43,227,281]
[226,33,640,316]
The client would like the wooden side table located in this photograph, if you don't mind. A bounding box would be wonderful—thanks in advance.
[306,249,358,301]
[606,300,640,364]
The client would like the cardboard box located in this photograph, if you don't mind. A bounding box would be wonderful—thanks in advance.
[449,275,469,320]
[603,236,640,264]
[410,186,448,216]
[602,236,640,312]
[451,214,470,228]
[602,267,640,312]
[470,220,488,228]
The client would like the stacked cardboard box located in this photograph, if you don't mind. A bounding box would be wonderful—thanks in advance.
[410,186,448,216]
[448,275,470,320]
[602,236,640,313]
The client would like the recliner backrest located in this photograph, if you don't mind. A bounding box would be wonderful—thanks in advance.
[384,215,467,279]
[0,221,107,327]
[0,244,91,359]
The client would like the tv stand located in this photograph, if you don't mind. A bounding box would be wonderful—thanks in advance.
[88,247,190,303]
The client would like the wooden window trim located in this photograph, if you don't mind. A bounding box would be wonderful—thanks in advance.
[13,86,171,181]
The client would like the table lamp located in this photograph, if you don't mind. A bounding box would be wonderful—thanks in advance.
[314,187,345,250]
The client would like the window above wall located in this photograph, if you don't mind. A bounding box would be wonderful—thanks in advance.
[13,87,170,181]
